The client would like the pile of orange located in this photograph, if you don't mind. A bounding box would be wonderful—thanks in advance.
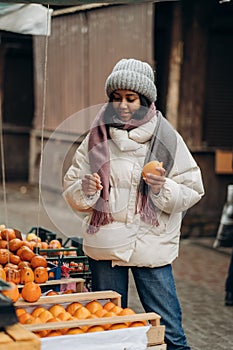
[16,300,147,337]
[0,226,51,303]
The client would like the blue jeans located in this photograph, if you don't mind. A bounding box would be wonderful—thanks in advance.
[89,258,191,350]
[226,249,233,293]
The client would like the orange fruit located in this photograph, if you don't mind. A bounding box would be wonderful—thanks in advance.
[87,325,105,332]
[31,255,48,269]
[94,308,108,318]
[109,305,123,314]
[109,323,128,330]
[30,317,43,325]
[49,304,66,317]
[34,266,48,283]
[21,282,41,302]
[45,290,59,296]
[103,301,116,311]
[18,312,34,324]
[102,311,116,330]
[73,306,91,319]
[118,307,136,326]
[46,317,60,323]
[85,300,103,314]
[66,302,82,315]
[31,307,46,318]
[38,310,53,323]
[47,330,63,337]
[34,330,49,338]
[118,307,135,316]
[130,321,147,327]
[57,311,72,321]
[142,160,163,177]
[1,281,20,302]
[16,308,27,317]
[65,328,84,335]
[0,267,6,281]
[1,228,16,241]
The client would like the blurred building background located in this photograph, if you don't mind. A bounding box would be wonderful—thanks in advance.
[0,0,233,238]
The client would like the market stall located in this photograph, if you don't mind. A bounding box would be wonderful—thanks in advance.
[0,1,170,349]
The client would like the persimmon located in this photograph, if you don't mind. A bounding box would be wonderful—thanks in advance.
[30,255,47,269]
[21,281,41,302]
[34,266,48,283]
[1,281,19,302]
[142,160,163,178]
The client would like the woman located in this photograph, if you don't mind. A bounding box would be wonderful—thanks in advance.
[63,58,204,349]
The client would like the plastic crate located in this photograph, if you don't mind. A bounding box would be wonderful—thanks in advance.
[28,226,57,243]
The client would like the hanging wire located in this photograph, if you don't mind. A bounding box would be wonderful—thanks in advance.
[36,4,50,242]
[0,90,8,227]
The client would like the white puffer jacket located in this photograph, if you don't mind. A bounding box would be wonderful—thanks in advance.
[63,115,204,267]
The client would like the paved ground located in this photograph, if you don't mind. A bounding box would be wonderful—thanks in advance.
[1,182,233,349]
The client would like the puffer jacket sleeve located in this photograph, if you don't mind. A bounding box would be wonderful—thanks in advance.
[150,133,205,214]
[63,134,100,212]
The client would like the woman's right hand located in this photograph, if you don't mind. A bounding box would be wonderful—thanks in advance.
[81,173,103,196]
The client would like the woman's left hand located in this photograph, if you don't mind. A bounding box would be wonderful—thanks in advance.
[143,166,166,195]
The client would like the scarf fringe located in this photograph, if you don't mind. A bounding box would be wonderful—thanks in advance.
[87,201,114,234]
[138,194,159,226]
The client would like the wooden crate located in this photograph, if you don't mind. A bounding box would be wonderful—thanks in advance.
[17,277,85,293]
[17,290,165,348]
[15,290,121,308]
[0,323,40,350]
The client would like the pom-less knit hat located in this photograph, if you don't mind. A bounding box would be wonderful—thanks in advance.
[105,58,157,103]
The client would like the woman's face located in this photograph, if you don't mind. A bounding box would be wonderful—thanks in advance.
[112,89,141,122]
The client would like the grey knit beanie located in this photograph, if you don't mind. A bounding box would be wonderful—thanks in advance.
[105,58,157,103]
